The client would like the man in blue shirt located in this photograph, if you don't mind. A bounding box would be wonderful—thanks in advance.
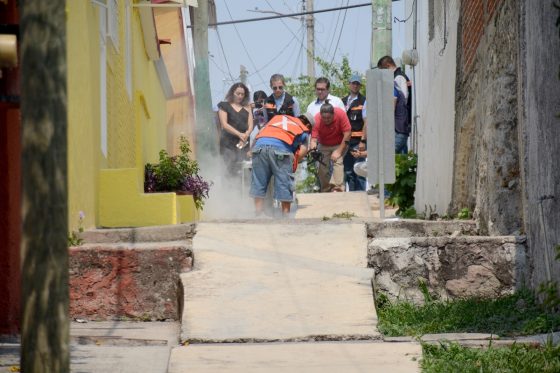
[250,114,311,216]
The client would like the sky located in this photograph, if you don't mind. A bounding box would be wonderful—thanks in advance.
[206,0,406,106]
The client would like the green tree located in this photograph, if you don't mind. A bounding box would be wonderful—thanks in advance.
[285,56,360,111]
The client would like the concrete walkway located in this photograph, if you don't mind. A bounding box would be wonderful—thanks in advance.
[169,192,421,372]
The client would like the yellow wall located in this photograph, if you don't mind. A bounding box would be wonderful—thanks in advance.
[131,10,167,168]
[154,8,196,155]
[67,1,172,230]
[67,1,101,231]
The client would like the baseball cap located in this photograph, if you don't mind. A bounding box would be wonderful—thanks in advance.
[349,73,362,84]
[299,112,315,127]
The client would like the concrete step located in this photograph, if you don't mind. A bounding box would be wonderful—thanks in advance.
[168,341,421,373]
[180,222,378,342]
[80,223,196,244]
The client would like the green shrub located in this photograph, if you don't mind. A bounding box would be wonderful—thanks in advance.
[386,152,417,216]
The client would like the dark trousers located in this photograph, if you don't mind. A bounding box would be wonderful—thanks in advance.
[343,143,366,191]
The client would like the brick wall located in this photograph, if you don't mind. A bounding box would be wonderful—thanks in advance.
[460,0,504,73]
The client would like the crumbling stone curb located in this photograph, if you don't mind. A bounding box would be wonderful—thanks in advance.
[366,220,478,238]
[69,243,193,321]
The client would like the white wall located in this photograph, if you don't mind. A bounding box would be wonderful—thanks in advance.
[404,0,459,216]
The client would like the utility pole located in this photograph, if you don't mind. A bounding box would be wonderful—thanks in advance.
[371,0,392,68]
[20,1,69,372]
[239,65,248,85]
[192,0,217,164]
[305,0,315,78]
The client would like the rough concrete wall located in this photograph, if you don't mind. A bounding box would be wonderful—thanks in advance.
[410,0,460,216]
[518,1,560,289]
[368,236,527,303]
[452,1,523,235]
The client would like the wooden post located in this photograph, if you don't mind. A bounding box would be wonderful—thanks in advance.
[306,0,315,78]
[20,1,69,371]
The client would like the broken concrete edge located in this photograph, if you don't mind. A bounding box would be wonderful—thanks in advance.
[366,220,479,238]
[198,218,373,225]
[79,223,197,244]
[181,334,383,344]
[373,235,526,246]
[69,244,193,322]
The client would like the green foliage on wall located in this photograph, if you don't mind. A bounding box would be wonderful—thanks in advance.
[386,152,418,216]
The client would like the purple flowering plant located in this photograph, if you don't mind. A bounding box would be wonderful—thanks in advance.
[144,136,212,210]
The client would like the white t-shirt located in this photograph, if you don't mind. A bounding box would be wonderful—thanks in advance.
[306,94,345,118]
[394,75,409,100]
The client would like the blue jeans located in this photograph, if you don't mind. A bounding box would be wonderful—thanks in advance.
[395,132,409,154]
[343,150,366,191]
[250,146,294,202]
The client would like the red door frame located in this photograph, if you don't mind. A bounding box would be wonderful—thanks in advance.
[0,0,21,335]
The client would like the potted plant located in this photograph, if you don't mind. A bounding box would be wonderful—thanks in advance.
[144,136,212,210]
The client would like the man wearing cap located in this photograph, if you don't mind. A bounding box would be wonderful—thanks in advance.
[342,73,367,191]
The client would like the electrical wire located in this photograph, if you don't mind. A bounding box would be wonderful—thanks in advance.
[394,0,416,23]
[222,0,268,86]
[329,0,350,65]
[247,23,305,78]
[326,0,344,61]
[215,28,235,81]
[264,0,311,61]
[209,53,231,76]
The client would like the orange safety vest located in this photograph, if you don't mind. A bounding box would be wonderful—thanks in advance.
[255,115,309,145]
[256,115,309,172]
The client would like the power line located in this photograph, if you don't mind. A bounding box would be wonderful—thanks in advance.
[215,28,235,80]
[222,0,268,87]
[329,0,350,65]
[263,0,310,63]
[186,2,371,28]
[248,23,305,78]
[326,0,344,61]
[394,0,416,23]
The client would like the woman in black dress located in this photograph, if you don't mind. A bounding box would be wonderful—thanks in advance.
[217,83,253,177]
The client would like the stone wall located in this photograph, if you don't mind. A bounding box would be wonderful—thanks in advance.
[452,1,523,236]
[368,235,527,303]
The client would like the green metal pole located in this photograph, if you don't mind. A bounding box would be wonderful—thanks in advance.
[371,0,392,68]
[192,0,217,168]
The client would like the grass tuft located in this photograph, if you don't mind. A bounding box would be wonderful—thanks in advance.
[421,341,560,373]
[376,289,560,337]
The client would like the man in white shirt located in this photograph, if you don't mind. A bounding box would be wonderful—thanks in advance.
[306,77,345,118]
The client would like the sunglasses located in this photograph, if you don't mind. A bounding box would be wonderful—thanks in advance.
[272,86,284,91]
